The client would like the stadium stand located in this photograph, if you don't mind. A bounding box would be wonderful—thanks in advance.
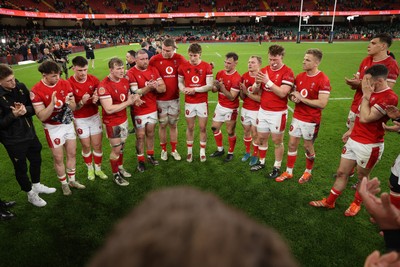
[2,0,400,13]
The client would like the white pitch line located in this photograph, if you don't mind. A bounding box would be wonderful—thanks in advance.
[102,56,119,61]
[287,105,294,113]
[215,52,222,58]
[329,97,352,100]
[13,65,37,71]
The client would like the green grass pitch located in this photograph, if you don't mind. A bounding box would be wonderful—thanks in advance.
[1,40,400,267]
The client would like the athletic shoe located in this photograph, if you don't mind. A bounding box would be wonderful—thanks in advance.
[171,150,182,161]
[28,192,46,207]
[275,172,293,182]
[61,184,72,196]
[161,150,168,161]
[113,173,129,186]
[344,202,361,217]
[210,149,225,157]
[268,167,281,179]
[249,156,258,166]
[250,163,265,171]
[0,201,16,208]
[298,172,312,184]
[187,154,193,163]
[0,209,14,220]
[69,181,86,189]
[224,154,234,162]
[119,167,132,178]
[309,198,335,209]
[137,161,145,173]
[147,155,159,166]
[95,170,108,180]
[32,183,56,194]
[241,153,250,162]
[88,169,95,181]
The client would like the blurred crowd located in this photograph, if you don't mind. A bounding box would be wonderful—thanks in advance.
[0,20,399,59]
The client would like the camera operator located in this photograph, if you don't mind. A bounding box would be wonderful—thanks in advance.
[37,48,57,64]
[53,43,70,79]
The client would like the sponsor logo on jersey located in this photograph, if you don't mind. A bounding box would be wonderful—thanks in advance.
[120,94,126,102]
[191,76,200,84]
[300,88,308,98]
[166,66,174,75]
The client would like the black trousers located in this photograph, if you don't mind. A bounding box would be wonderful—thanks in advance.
[4,137,42,192]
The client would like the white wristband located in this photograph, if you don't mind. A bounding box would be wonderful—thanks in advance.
[266,80,274,88]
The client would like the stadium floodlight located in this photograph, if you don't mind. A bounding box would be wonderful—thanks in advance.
[1,38,5,44]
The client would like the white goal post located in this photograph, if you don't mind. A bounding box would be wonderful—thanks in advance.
[296,0,338,43]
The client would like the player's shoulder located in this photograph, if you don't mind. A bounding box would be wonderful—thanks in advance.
[233,70,242,79]
[282,64,295,74]
[99,76,112,86]
[59,79,72,87]
[150,53,163,62]
[87,74,100,83]
[174,53,187,61]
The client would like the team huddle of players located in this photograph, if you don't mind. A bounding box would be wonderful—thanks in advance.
[28,34,400,218]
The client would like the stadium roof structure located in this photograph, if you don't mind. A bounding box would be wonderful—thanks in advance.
[0,7,399,19]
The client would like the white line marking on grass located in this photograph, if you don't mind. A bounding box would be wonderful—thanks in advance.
[287,105,294,113]
[13,65,36,71]
[330,97,352,100]
[209,101,217,103]
[103,56,119,61]
[215,52,222,57]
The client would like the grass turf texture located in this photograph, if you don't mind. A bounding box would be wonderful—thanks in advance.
[1,41,399,267]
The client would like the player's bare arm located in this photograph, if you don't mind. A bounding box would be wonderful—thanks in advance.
[382,121,400,132]
[33,91,57,122]
[100,95,134,114]
[292,91,329,109]
[194,76,213,93]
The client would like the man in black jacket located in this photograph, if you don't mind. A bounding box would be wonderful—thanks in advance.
[53,43,69,78]
[0,64,56,208]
